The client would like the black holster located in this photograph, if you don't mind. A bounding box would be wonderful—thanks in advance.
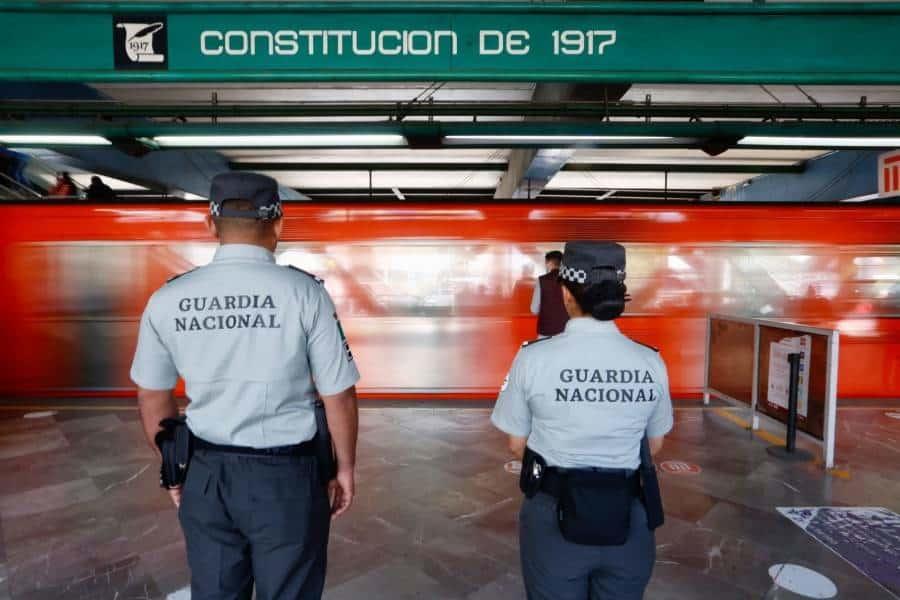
[314,401,337,484]
[155,416,192,489]
[556,468,640,546]
[639,435,665,530]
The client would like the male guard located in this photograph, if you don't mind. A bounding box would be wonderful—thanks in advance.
[131,172,360,600]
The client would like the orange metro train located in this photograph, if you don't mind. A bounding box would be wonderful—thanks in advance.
[1,201,898,402]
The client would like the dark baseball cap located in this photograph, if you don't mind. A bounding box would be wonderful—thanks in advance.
[560,241,626,285]
[209,172,282,220]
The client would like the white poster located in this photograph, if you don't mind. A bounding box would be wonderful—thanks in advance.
[768,335,811,417]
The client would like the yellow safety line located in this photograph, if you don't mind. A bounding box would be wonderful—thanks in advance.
[711,407,852,478]
[711,406,754,429]
[752,428,785,447]
[826,467,852,479]
[711,407,791,446]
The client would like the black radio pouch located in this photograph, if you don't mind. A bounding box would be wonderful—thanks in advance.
[519,446,546,498]
[314,401,337,484]
[639,435,665,530]
[557,470,638,546]
[155,416,192,489]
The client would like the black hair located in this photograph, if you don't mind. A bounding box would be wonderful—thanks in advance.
[560,272,627,321]
[545,250,563,264]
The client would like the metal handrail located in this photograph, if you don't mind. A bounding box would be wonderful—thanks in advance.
[0,172,42,199]
[0,183,28,200]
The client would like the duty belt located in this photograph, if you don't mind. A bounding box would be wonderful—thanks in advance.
[194,437,316,457]
[539,467,640,499]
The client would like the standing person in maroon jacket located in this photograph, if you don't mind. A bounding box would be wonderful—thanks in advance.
[530,250,569,337]
[48,172,77,198]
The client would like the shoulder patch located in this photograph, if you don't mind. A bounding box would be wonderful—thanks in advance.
[287,264,324,285]
[631,339,659,353]
[166,268,197,284]
[521,336,554,348]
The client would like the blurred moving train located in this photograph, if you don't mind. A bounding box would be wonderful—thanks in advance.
[1,202,898,401]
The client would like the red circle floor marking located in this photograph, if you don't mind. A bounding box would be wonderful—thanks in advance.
[504,460,522,475]
[659,460,702,475]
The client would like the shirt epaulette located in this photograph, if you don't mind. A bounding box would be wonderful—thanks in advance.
[166,268,197,284]
[521,336,554,349]
[632,339,659,353]
[287,264,324,285]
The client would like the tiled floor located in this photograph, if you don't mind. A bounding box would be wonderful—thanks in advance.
[0,401,899,599]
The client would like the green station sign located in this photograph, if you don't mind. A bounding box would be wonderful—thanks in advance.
[2,2,900,83]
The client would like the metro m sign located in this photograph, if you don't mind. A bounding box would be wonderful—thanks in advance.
[879,150,900,196]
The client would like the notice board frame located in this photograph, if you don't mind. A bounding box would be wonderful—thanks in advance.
[703,314,839,469]
[755,319,839,469]
[704,314,759,427]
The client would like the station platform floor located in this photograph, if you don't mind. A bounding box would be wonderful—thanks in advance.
[0,400,898,599]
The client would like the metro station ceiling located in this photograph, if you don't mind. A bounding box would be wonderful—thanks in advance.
[4,82,900,200]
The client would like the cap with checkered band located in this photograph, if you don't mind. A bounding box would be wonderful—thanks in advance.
[209,172,282,220]
[559,242,626,285]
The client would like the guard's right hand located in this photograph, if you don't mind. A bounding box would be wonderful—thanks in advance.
[328,468,354,519]
[167,485,182,508]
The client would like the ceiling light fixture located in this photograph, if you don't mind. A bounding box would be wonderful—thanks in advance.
[0,134,111,146]
[739,136,900,148]
[445,135,673,144]
[153,134,407,148]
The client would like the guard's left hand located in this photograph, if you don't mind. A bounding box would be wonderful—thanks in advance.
[328,468,355,519]
[167,485,182,508]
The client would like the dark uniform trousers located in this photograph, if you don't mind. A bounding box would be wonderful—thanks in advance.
[178,450,331,600]
[520,494,655,600]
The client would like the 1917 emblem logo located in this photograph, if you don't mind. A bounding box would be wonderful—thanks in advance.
[879,150,900,196]
[113,15,168,70]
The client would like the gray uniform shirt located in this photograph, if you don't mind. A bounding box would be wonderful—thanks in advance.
[130,244,360,448]
[491,318,673,470]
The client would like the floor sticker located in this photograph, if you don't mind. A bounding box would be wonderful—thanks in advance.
[778,506,900,598]
[768,563,837,599]
[504,460,522,475]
